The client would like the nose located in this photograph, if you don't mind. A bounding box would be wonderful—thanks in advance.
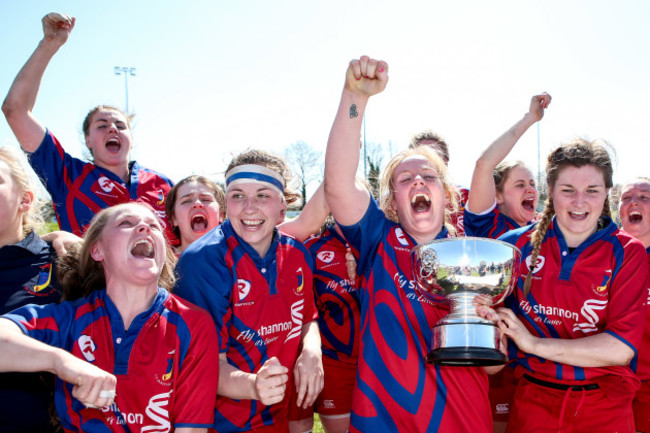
[108,122,118,133]
[574,192,586,204]
[192,198,203,208]
[136,221,151,233]
[413,174,425,185]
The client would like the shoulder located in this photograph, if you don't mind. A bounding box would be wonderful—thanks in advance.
[498,223,536,247]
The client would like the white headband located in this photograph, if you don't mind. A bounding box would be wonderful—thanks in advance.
[225,164,286,195]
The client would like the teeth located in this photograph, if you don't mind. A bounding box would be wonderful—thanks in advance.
[411,193,431,204]
[242,220,263,226]
[131,239,154,258]
[571,211,586,216]
[630,211,642,217]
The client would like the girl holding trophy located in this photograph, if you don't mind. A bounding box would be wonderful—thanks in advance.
[497,140,647,432]
[323,55,498,432]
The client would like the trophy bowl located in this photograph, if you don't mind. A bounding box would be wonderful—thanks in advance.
[412,237,521,366]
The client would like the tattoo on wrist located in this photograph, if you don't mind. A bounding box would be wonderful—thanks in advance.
[349,104,358,119]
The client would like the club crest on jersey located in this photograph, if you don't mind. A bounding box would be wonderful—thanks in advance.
[156,189,165,206]
[23,264,54,296]
[155,350,175,386]
[594,271,612,295]
[294,267,305,295]
[394,228,410,247]
[525,255,545,274]
[237,279,251,301]
[78,335,97,362]
[98,175,116,194]
[317,251,335,264]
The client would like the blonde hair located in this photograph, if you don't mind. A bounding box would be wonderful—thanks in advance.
[379,146,459,235]
[58,203,177,300]
[226,149,302,206]
[523,138,614,296]
[0,146,44,236]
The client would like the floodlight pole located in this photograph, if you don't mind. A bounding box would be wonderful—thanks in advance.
[114,66,136,114]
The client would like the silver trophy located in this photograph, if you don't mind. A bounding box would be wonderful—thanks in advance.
[412,237,521,366]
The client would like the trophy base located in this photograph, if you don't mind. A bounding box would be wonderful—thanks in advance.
[426,347,507,366]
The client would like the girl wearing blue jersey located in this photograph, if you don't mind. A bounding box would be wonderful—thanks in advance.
[618,177,650,432]
[496,140,647,432]
[0,146,63,432]
[175,150,324,433]
[465,93,551,239]
[2,13,177,242]
[324,55,498,433]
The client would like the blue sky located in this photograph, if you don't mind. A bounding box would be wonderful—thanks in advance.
[2,1,649,197]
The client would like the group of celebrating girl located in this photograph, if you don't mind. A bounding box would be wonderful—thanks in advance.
[0,11,648,433]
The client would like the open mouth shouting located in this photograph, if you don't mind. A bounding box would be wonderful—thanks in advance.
[190,213,209,233]
[105,136,122,154]
[522,197,536,213]
[411,193,432,212]
[627,210,643,225]
[130,239,155,259]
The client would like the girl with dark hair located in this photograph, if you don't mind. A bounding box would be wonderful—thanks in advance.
[2,13,177,243]
[175,149,324,433]
[497,139,647,432]
[0,203,219,432]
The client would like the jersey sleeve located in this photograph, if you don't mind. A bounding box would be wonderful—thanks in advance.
[3,301,75,349]
[172,305,220,428]
[26,131,83,207]
[604,237,648,352]
[463,201,500,238]
[174,230,234,350]
[337,196,387,276]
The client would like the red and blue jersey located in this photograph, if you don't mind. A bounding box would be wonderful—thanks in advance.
[339,198,492,433]
[499,217,647,383]
[305,226,360,363]
[2,288,219,432]
[464,201,524,239]
[27,131,177,243]
[631,247,650,380]
[174,220,317,432]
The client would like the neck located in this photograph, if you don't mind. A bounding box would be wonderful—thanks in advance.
[0,223,24,248]
[105,279,158,330]
[557,222,598,249]
[410,227,443,245]
[98,161,130,182]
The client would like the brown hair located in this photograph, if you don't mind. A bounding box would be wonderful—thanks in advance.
[225,149,301,206]
[409,130,450,164]
[522,138,614,296]
[0,146,44,236]
[82,105,132,136]
[494,160,531,194]
[58,203,177,300]
[165,175,226,239]
[379,146,459,235]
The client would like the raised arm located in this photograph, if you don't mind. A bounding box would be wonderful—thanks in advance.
[0,318,117,408]
[466,93,551,213]
[2,12,75,153]
[324,56,388,226]
[278,182,329,241]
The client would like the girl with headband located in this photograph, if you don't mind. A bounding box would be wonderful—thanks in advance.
[175,149,323,433]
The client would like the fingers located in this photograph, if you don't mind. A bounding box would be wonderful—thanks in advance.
[43,12,74,28]
[71,370,117,409]
[255,358,289,406]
